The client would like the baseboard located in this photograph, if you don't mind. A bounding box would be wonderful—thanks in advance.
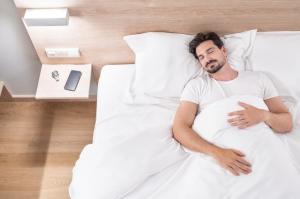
[12,94,35,98]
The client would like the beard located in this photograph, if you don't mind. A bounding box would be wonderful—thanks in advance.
[205,59,225,74]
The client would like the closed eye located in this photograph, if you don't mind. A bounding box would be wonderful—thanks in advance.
[198,55,204,60]
[207,48,214,54]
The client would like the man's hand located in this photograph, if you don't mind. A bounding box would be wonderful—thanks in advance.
[212,147,252,176]
[227,102,266,129]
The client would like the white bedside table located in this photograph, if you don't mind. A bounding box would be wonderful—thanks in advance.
[36,64,92,100]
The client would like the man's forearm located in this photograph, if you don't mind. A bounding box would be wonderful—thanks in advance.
[172,124,253,176]
[263,110,293,133]
[172,125,220,156]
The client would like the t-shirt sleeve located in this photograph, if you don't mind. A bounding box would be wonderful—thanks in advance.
[259,72,279,100]
[180,79,200,104]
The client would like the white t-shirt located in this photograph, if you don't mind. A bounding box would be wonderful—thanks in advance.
[180,71,279,111]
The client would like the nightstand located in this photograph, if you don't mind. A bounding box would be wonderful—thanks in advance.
[35,64,92,100]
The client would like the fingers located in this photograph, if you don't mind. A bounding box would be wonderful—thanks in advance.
[236,157,252,167]
[226,165,239,176]
[218,149,252,176]
[228,116,244,123]
[228,101,254,118]
[227,163,251,176]
[226,161,252,176]
[235,160,252,173]
[238,123,250,129]
[229,120,248,127]
[232,149,245,157]
[238,101,252,108]
[228,116,251,128]
[231,150,252,175]
[231,164,249,175]
[228,110,244,116]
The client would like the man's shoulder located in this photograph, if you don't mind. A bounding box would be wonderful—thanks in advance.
[187,74,210,86]
[240,70,264,79]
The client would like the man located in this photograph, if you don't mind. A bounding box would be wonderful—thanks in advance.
[172,32,293,176]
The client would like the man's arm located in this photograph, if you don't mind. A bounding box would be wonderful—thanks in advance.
[228,96,293,133]
[172,101,252,176]
[172,101,216,154]
[264,96,293,133]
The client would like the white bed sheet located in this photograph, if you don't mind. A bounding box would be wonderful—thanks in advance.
[92,64,189,198]
[96,64,300,192]
[70,64,300,199]
[70,64,187,198]
[96,64,300,123]
[96,64,135,123]
[96,65,300,163]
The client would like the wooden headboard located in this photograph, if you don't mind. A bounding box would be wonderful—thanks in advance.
[14,0,300,81]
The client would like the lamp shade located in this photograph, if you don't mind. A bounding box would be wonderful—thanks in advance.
[24,8,69,26]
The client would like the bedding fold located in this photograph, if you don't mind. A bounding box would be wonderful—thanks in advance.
[69,103,187,199]
[70,95,300,199]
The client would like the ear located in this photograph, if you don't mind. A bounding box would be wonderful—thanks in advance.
[221,46,228,57]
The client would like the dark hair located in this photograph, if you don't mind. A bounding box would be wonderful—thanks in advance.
[189,32,224,59]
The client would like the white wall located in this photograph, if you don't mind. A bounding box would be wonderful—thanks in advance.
[0,0,41,97]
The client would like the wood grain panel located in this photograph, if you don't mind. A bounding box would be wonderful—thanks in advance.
[0,101,96,199]
[13,0,300,80]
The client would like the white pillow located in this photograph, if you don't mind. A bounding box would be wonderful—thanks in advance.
[124,30,257,104]
[247,31,300,119]
[223,30,257,71]
[248,31,300,99]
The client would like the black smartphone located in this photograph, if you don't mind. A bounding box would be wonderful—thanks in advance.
[64,70,82,91]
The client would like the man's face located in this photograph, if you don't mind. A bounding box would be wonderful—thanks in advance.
[195,40,227,74]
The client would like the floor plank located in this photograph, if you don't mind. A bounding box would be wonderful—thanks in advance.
[0,101,96,199]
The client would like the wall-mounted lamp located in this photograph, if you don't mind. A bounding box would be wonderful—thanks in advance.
[24,8,69,26]
[45,48,80,58]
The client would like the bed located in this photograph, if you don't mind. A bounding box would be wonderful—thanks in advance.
[95,64,135,123]
[93,64,187,198]
[69,31,300,199]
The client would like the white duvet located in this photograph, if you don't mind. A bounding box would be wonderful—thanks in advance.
[69,95,300,199]
[69,103,187,199]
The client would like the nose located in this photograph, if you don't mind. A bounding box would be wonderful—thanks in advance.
[204,56,213,67]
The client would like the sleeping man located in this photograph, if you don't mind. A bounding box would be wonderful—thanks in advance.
[169,32,300,198]
[172,32,293,176]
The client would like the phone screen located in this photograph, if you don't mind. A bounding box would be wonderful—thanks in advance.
[64,70,82,91]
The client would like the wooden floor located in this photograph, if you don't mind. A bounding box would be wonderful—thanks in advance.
[0,101,96,199]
